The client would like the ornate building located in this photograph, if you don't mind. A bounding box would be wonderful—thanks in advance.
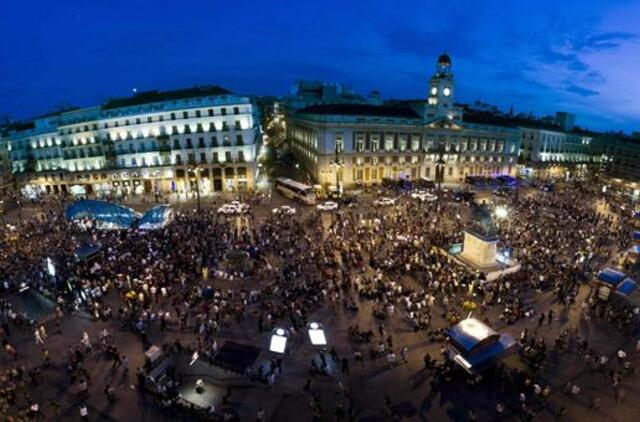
[286,54,520,188]
[5,86,261,197]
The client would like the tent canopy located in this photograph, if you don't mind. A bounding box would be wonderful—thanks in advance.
[616,278,637,296]
[447,318,499,352]
[75,243,102,261]
[597,268,626,287]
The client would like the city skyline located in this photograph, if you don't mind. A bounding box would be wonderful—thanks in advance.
[1,0,639,133]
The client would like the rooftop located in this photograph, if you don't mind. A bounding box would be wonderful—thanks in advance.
[297,103,420,119]
[103,85,232,110]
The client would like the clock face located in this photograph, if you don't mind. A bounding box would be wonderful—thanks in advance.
[430,87,438,96]
[443,87,451,97]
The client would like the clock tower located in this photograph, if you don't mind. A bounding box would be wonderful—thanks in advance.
[426,53,459,121]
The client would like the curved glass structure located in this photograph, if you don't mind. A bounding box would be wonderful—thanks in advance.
[137,205,173,230]
[65,200,140,229]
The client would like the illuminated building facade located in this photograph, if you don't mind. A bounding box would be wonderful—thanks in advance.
[286,54,520,187]
[6,86,260,196]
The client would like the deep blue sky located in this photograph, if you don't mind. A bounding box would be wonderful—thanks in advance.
[1,0,639,132]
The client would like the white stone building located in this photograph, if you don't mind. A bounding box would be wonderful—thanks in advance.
[6,86,260,197]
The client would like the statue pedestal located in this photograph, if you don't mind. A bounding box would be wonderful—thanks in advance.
[460,230,498,269]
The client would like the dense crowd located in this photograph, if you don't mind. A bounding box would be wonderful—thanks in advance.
[0,180,639,420]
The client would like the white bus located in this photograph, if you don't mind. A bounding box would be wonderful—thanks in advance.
[275,178,316,205]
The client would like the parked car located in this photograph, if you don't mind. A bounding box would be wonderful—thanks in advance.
[317,201,338,211]
[411,191,437,202]
[272,205,296,215]
[217,201,250,214]
[373,197,397,206]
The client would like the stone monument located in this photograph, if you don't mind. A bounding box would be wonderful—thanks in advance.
[459,203,499,269]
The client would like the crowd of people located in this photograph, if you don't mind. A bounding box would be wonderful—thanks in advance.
[0,179,639,420]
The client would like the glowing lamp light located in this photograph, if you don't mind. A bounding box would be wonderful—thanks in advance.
[495,206,509,220]
[307,322,327,346]
[270,328,288,354]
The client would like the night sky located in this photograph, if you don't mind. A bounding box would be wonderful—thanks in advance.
[1,0,638,132]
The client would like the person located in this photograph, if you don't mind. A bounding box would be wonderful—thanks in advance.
[79,403,89,421]
[122,355,129,374]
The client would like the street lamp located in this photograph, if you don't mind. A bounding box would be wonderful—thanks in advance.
[188,166,202,212]
[434,146,446,202]
[495,205,509,220]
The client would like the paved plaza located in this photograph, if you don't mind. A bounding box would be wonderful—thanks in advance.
[1,182,640,421]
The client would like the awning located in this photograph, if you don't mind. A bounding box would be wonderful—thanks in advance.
[616,278,637,296]
[447,318,499,352]
[597,268,626,287]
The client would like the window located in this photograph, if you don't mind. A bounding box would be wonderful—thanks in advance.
[212,152,219,162]
[221,108,227,116]
[159,115,164,122]
[411,135,420,151]
[173,139,180,149]
[147,117,152,123]
[198,137,205,148]
[236,134,243,145]
[398,135,407,151]
[355,134,364,152]
[211,136,218,147]
[172,125,178,135]
[186,138,193,148]
[238,151,245,162]
[184,125,191,134]
[136,118,141,124]
[384,134,393,151]
[235,120,242,130]
[222,122,229,131]
[335,135,344,154]
[225,151,232,162]
[371,135,379,151]
[175,155,182,165]
[208,109,214,116]
[200,152,207,163]
[188,153,195,164]
[196,110,201,118]
[183,111,188,119]
[171,113,176,120]
[233,107,239,114]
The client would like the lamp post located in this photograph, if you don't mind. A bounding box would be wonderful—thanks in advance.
[435,146,446,203]
[188,166,202,212]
